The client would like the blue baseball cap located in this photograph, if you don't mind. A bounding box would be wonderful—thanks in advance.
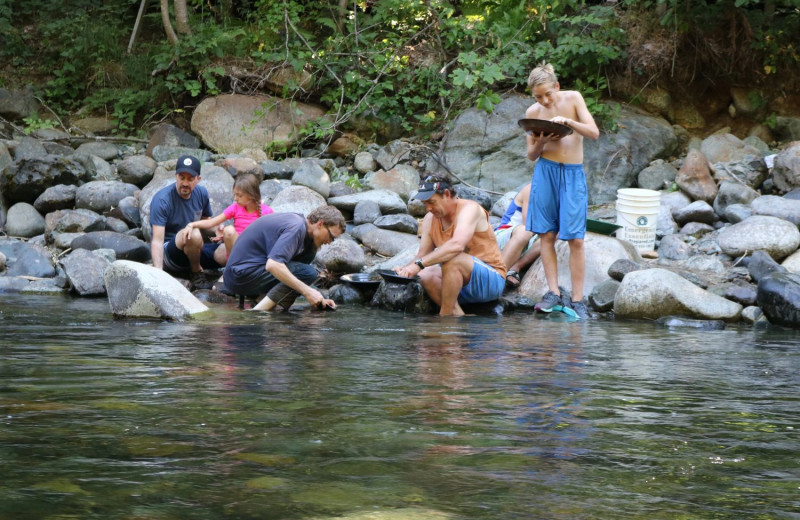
[176,155,201,177]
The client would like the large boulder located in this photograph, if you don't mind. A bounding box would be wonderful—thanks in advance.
[291,160,331,199]
[518,233,641,302]
[757,272,800,329]
[768,142,800,193]
[191,94,326,153]
[717,215,800,261]
[434,97,678,203]
[750,195,800,227]
[0,156,88,204]
[5,202,45,238]
[0,238,56,278]
[614,268,742,321]
[104,260,209,320]
[315,237,366,273]
[117,155,157,187]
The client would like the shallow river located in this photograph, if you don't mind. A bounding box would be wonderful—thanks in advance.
[1,294,799,520]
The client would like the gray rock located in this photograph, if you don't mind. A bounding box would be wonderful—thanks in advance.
[490,190,519,218]
[0,276,30,293]
[0,239,56,278]
[700,133,762,164]
[740,305,765,324]
[359,226,420,257]
[783,249,800,273]
[375,140,412,170]
[638,159,677,190]
[42,141,76,156]
[53,232,85,250]
[314,236,366,273]
[772,116,800,142]
[107,196,142,228]
[454,184,494,211]
[656,204,679,238]
[104,260,209,320]
[661,190,692,218]
[724,203,752,224]
[353,151,377,174]
[71,153,116,181]
[13,136,48,160]
[6,202,45,238]
[328,189,408,215]
[614,268,742,321]
[713,180,759,217]
[328,179,357,198]
[724,282,758,307]
[771,142,800,193]
[0,87,40,121]
[679,222,715,237]
[712,156,768,190]
[1,155,88,204]
[717,215,800,260]
[259,178,289,205]
[291,160,331,198]
[607,258,647,281]
[374,214,418,234]
[655,316,726,329]
[750,195,800,227]
[117,155,157,187]
[407,197,427,218]
[70,231,151,262]
[588,278,620,312]
[45,208,107,240]
[74,141,120,161]
[33,184,77,214]
[684,254,725,274]
[260,159,294,179]
[674,200,717,226]
[146,123,201,158]
[269,185,327,216]
[370,279,427,313]
[105,217,130,233]
[658,234,692,260]
[59,248,111,296]
[150,146,212,163]
[353,200,382,225]
[75,180,139,214]
[329,283,366,305]
[747,249,788,283]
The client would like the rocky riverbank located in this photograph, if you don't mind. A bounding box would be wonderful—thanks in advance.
[3,90,800,328]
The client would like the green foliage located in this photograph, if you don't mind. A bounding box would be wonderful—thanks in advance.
[22,116,57,134]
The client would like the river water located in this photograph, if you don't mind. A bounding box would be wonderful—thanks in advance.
[1,294,799,520]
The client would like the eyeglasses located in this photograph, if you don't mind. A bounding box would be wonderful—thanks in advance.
[325,226,336,242]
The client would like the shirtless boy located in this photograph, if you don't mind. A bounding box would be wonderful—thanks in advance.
[524,62,599,319]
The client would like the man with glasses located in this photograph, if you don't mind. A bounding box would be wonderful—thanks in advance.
[222,205,346,311]
[395,175,507,316]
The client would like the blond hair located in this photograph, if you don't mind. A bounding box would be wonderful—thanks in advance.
[527,62,558,90]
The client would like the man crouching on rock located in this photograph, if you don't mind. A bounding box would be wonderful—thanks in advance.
[223,205,346,311]
[395,175,507,316]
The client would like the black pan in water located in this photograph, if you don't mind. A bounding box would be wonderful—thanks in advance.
[341,272,383,290]
[376,269,419,285]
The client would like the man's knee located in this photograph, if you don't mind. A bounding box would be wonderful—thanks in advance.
[287,262,318,284]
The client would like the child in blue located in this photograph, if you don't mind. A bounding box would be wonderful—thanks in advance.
[523,62,599,319]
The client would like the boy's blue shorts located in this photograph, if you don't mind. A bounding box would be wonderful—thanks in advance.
[525,157,587,240]
[458,257,505,304]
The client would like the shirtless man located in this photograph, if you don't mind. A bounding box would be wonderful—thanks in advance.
[524,62,599,319]
[395,175,506,317]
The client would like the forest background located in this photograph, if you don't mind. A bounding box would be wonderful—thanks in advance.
[1,0,799,152]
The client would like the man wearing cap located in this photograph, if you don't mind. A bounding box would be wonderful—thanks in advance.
[149,154,222,290]
[395,175,507,316]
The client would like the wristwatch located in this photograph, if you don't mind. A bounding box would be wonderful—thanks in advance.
[415,259,425,270]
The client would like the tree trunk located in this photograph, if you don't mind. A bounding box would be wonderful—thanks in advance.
[160,0,178,45]
[175,0,191,36]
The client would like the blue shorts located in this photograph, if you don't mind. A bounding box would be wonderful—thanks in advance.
[525,157,587,240]
[458,257,505,304]
[163,239,222,272]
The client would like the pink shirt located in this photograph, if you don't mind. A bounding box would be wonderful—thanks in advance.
[223,203,274,234]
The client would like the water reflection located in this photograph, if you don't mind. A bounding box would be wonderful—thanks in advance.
[1,295,800,520]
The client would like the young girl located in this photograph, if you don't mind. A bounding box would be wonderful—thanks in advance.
[182,173,273,266]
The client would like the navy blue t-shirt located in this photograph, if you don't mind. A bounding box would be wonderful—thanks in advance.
[223,213,314,294]
[150,184,213,241]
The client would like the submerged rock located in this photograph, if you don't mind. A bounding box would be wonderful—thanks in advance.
[756,272,800,329]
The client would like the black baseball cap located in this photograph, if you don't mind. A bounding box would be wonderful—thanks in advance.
[414,176,451,201]
[176,155,202,177]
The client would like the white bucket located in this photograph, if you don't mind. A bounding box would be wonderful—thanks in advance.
[615,188,660,252]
